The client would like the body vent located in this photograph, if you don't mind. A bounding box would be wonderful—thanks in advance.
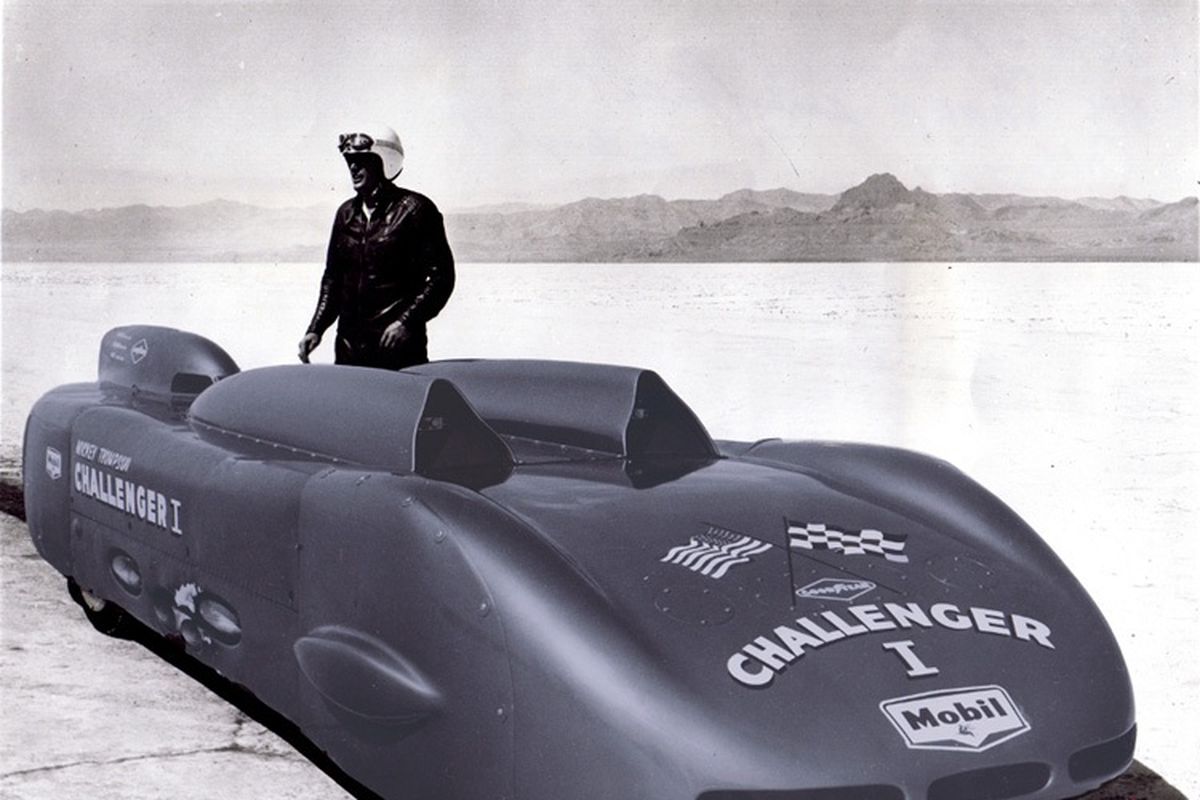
[697,787,903,800]
[1069,725,1136,783]
[926,763,1051,800]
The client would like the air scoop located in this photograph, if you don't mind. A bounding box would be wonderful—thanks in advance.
[98,325,239,406]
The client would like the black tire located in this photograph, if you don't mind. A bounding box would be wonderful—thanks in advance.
[67,578,135,638]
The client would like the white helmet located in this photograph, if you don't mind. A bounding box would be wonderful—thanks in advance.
[337,123,405,181]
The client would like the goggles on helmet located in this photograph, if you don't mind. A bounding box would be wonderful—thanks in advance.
[338,132,375,153]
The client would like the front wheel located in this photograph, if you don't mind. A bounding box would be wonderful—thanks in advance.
[67,578,134,638]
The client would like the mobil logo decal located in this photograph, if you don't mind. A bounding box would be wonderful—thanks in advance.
[880,685,1030,752]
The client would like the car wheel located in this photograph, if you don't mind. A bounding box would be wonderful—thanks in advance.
[67,578,135,638]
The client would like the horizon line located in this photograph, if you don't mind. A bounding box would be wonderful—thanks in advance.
[3,178,1197,216]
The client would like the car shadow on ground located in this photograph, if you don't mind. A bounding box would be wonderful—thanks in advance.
[104,604,386,800]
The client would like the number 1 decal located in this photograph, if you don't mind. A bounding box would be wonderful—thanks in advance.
[882,640,940,678]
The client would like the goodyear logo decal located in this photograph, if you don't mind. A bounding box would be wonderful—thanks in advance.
[796,578,876,602]
[880,685,1030,752]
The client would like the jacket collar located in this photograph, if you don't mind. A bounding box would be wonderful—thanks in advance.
[353,180,402,215]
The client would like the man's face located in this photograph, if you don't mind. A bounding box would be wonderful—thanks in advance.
[345,154,384,196]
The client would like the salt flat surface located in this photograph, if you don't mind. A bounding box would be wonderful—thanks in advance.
[2,261,1197,796]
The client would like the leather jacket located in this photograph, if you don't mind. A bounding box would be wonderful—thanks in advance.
[307,183,455,366]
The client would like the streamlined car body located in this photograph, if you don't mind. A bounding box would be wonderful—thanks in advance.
[22,325,1135,800]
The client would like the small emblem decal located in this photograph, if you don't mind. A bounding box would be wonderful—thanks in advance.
[880,685,1029,752]
[661,525,772,579]
[45,447,62,480]
[787,521,908,563]
[796,578,876,602]
[130,338,149,364]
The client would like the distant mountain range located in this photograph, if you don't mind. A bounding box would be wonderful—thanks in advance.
[3,174,1196,262]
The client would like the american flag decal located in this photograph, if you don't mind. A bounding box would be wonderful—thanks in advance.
[787,521,909,564]
[661,525,772,579]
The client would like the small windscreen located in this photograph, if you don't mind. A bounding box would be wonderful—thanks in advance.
[411,360,718,460]
[188,365,512,484]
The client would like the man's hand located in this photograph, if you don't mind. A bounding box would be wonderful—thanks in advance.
[380,320,410,349]
[298,332,321,363]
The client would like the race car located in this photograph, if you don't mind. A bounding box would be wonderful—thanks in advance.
[22,324,1135,800]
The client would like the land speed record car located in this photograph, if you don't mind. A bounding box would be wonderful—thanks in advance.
[23,325,1135,800]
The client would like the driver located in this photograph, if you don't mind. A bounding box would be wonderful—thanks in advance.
[298,124,455,369]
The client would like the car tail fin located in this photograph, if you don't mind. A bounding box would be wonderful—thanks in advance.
[98,325,239,408]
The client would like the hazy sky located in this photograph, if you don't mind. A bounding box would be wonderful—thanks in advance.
[2,0,1197,211]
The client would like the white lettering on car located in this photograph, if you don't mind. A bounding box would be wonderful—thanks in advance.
[727,602,1054,687]
[880,685,1031,751]
[71,458,183,536]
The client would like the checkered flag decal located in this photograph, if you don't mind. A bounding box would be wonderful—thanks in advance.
[786,521,909,563]
[661,525,772,579]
